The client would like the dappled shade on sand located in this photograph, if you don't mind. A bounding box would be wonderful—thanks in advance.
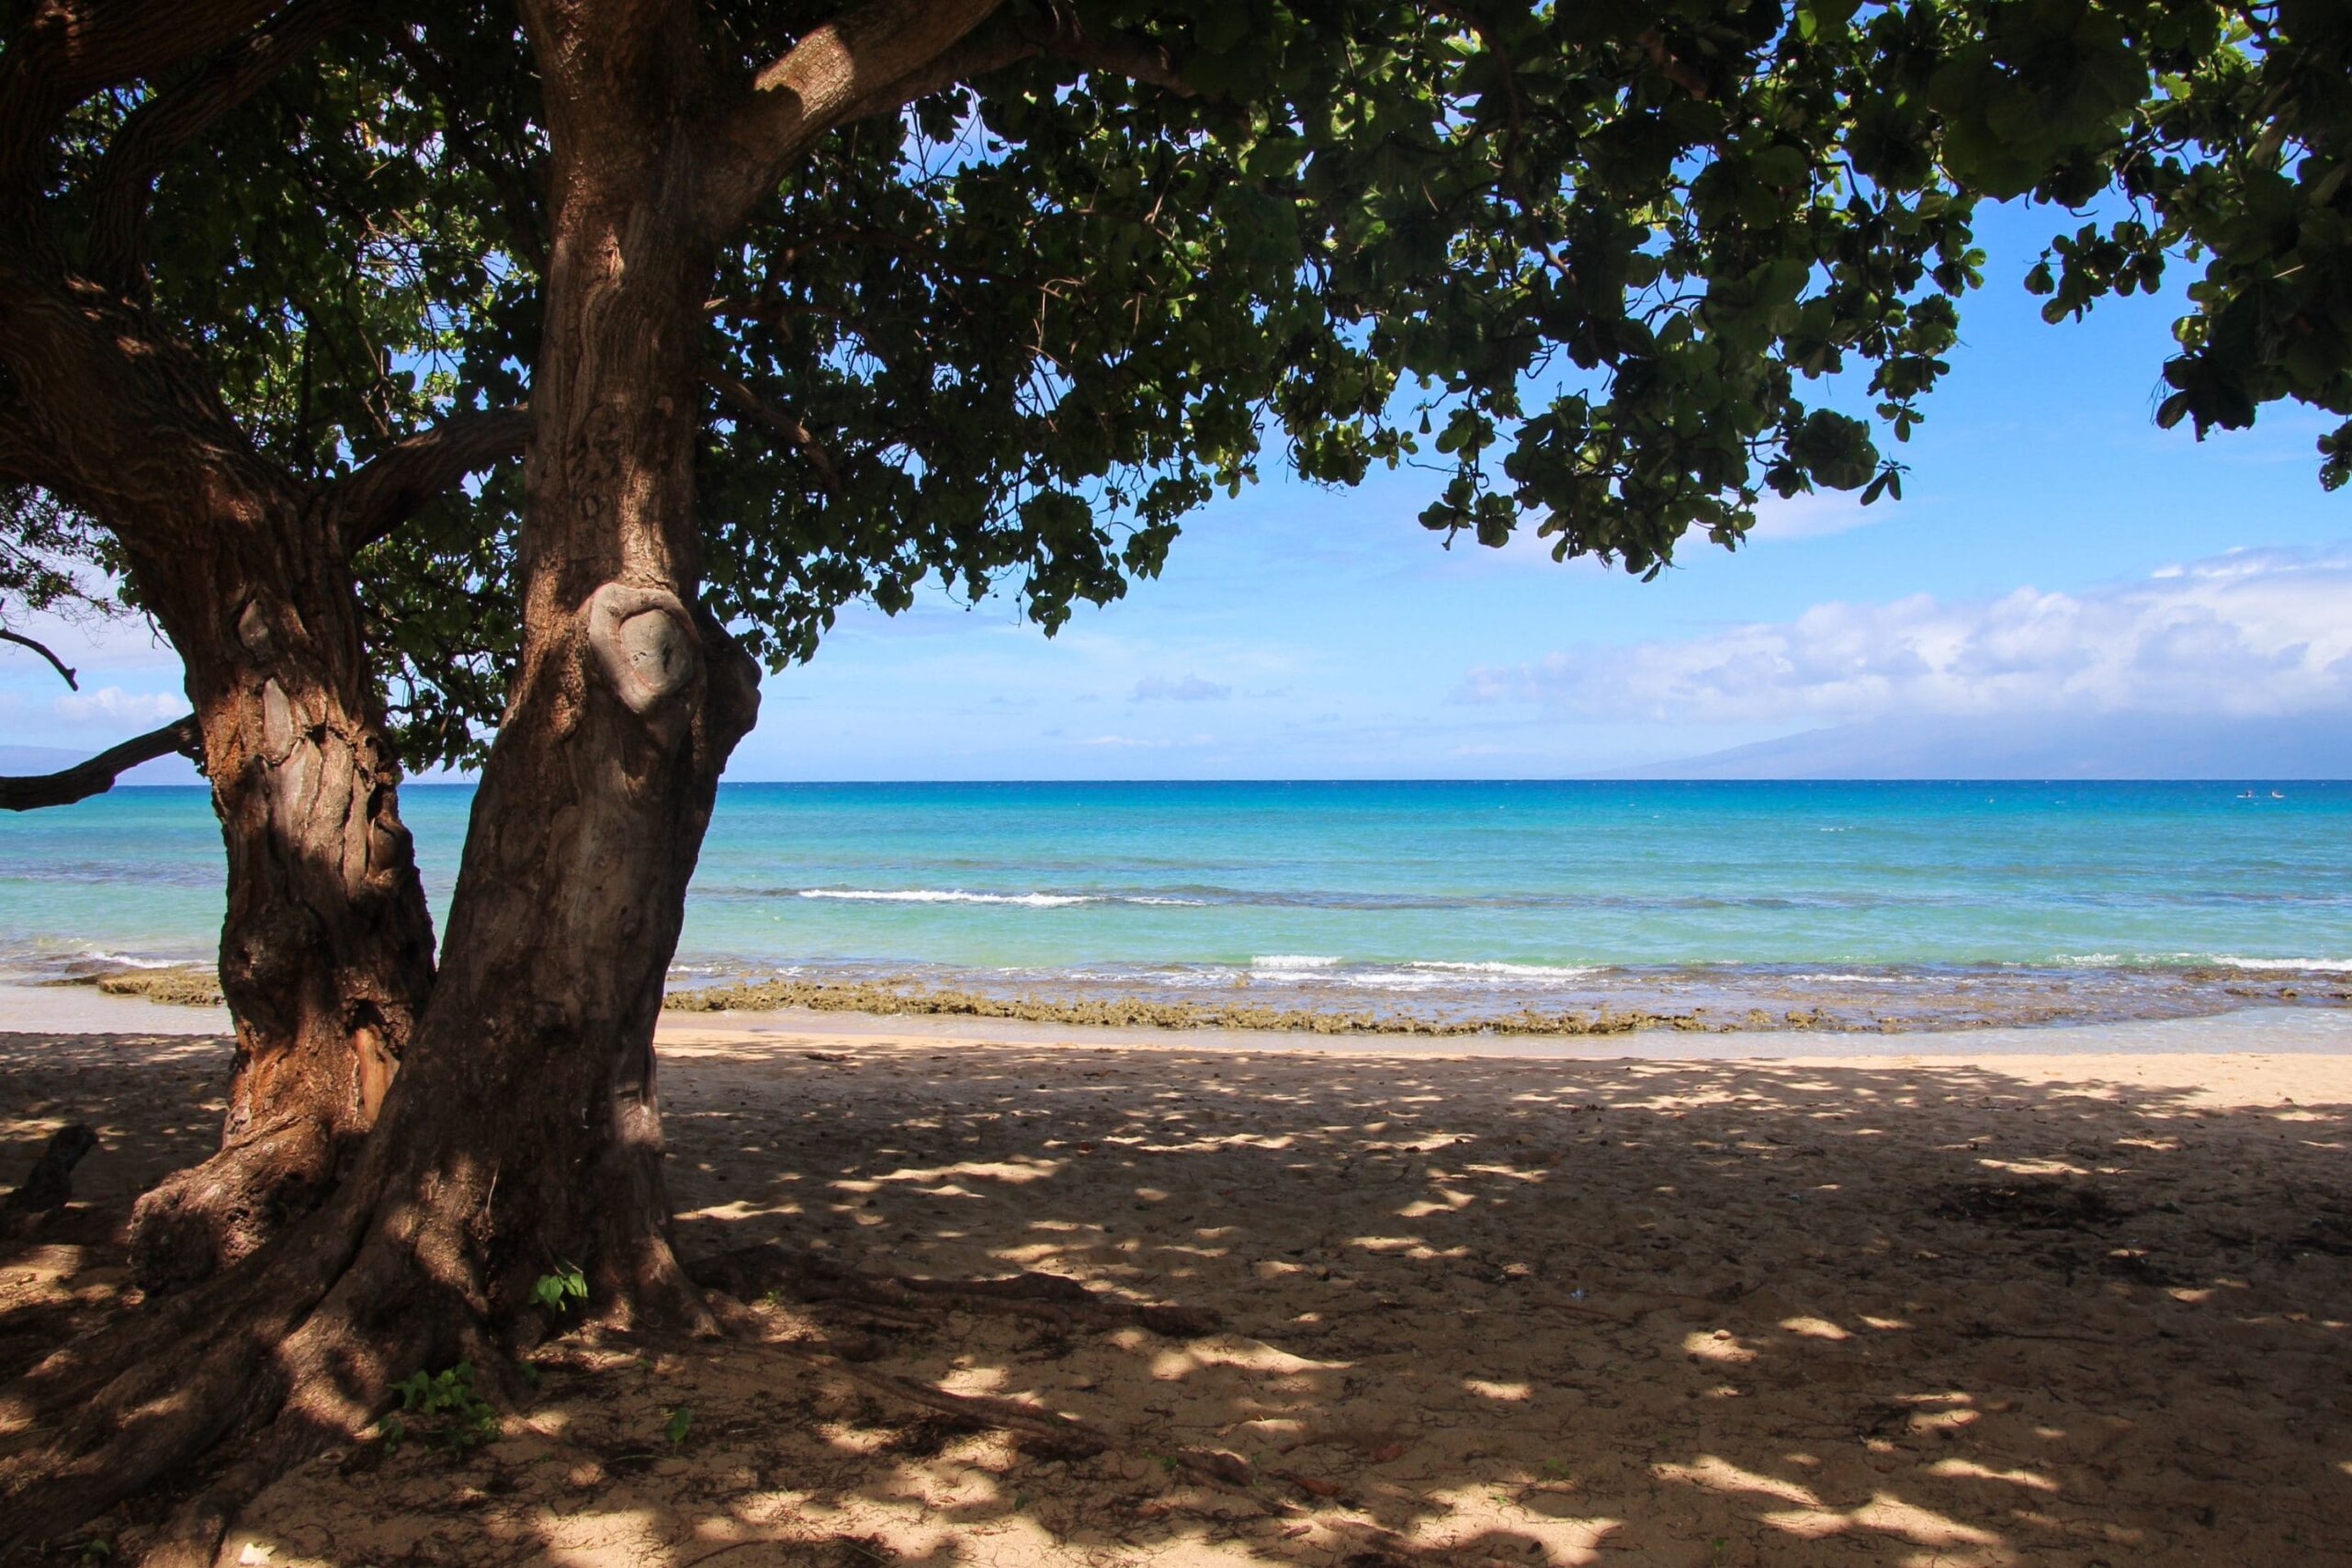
[3,1027,2346,1565]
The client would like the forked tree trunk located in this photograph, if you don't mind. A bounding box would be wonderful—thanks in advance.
[0,75,758,1541]
[0,254,441,1289]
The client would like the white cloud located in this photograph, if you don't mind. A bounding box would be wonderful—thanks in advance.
[1129,674,1232,702]
[1460,545,2352,723]
[51,685,187,728]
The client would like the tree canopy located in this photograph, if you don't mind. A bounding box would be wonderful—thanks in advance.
[15,0,2342,769]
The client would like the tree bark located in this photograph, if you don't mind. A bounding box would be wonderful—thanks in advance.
[0,33,761,1535]
[118,493,438,1292]
[0,2,1087,1548]
[0,260,440,1290]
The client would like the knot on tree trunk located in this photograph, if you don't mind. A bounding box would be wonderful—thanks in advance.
[585,581,699,717]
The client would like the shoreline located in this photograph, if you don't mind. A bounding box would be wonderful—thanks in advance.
[29,953,2352,1037]
[12,972,2352,1056]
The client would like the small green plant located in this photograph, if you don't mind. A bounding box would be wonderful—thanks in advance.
[1540,1458,1571,1481]
[383,1360,500,1454]
[529,1262,589,1315]
[664,1405,695,1448]
[1710,1537,1730,1567]
[74,1540,113,1564]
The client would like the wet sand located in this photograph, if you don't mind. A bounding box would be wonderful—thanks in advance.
[1,1010,2347,1565]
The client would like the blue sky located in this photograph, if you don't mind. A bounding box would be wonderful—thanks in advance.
[4,200,2345,779]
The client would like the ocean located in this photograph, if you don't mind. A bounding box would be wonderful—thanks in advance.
[3,780,2347,1032]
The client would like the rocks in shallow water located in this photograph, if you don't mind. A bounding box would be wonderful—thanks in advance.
[45,964,225,1008]
[661,975,1717,1037]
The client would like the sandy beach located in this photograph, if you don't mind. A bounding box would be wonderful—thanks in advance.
[4,1008,2348,1565]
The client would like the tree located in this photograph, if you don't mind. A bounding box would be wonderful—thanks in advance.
[1,0,2345,1551]
[0,0,533,1287]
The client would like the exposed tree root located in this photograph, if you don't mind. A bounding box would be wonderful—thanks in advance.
[126,1114,334,1292]
[688,1240,1224,1338]
[0,1154,491,1556]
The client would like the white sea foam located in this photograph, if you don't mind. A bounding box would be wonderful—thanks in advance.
[1403,960,1600,981]
[2051,951,2352,973]
[1126,896,1208,906]
[1781,972,1906,985]
[78,949,187,970]
[797,888,1097,908]
[1251,954,1343,970]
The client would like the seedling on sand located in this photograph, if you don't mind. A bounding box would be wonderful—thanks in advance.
[529,1262,589,1315]
[665,1406,695,1448]
[375,1361,499,1455]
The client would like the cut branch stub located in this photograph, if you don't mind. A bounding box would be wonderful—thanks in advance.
[585,581,699,717]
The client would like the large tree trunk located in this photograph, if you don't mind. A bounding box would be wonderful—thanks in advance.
[0,258,440,1290]
[117,496,438,1293]
[0,51,758,1544]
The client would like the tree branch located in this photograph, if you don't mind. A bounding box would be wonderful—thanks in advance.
[319,408,533,551]
[0,0,289,197]
[83,0,361,293]
[0,628,78,688]
[831,6,1193,131]
[0,713,199,811]
[703,0,1004,227]
[706,372,841,496]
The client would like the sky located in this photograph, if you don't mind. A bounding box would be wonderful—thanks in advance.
[3,200,2346,781]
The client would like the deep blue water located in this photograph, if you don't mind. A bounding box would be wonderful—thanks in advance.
[4,780,2348,1028]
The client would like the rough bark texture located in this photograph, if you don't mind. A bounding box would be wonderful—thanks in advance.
[0,259,438,1292]
[121,496,437,1292]
[0,0,1026,1551]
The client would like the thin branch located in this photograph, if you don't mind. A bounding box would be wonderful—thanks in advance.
[83,0,360,292]
[0,714,200,811]
[0,628,78,689]
[1018,5,1190,96]
[319,408,532,552]
[706,371,841,496]
[381,25,548,273]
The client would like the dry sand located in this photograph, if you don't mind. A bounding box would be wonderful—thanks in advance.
[2,1013,2348,1566]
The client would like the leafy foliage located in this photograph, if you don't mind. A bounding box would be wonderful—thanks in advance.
[11,1,2347,764]
[378,1360,500,1454]
[528,1261,589,1315]
[2013,0,2352,486]
[0,489,114,630]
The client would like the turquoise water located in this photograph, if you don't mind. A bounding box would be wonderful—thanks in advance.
[4,781,2348,1028]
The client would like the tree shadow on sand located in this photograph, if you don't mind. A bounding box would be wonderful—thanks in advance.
[5,1028,2348,1566]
